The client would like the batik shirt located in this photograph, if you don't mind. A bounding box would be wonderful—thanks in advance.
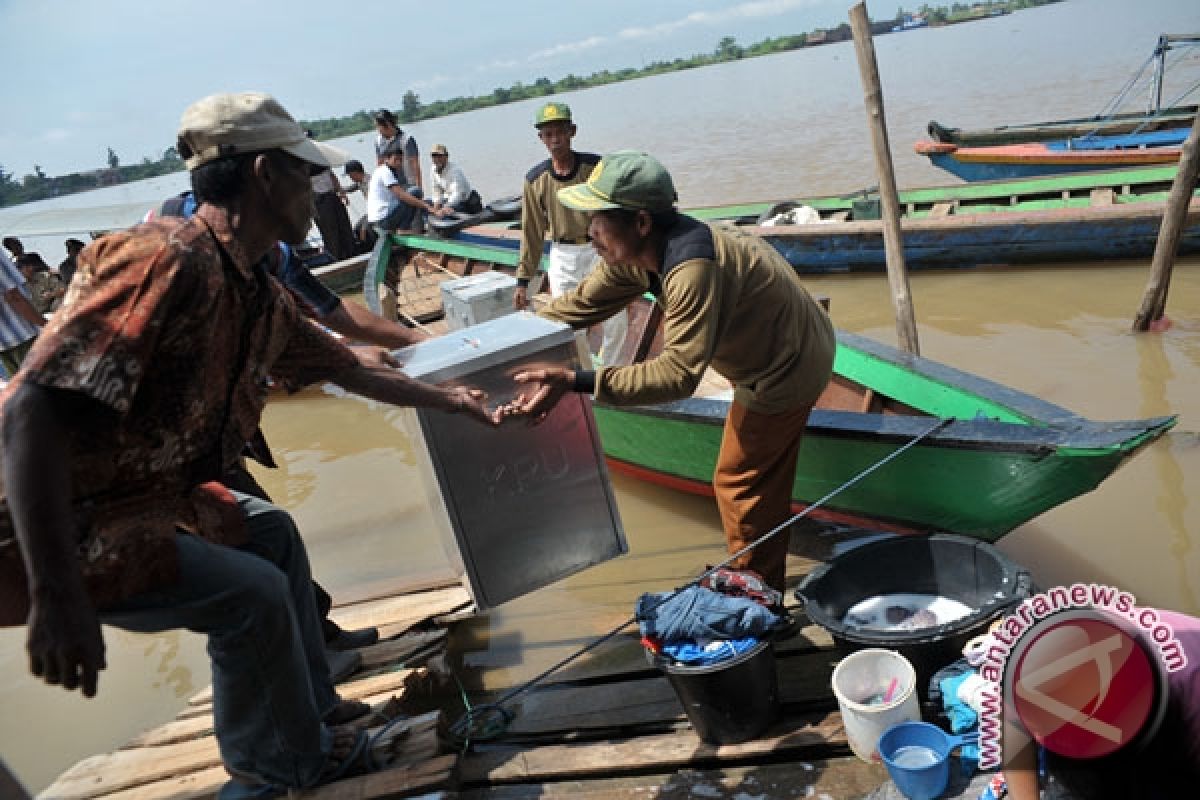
[0,208,358,609]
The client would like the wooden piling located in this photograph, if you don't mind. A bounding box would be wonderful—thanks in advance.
[1134,120,1200,331]
[849,2,920,355]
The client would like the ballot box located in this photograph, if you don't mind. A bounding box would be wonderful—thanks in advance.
[398,312,626,609]
[440,272,517,331]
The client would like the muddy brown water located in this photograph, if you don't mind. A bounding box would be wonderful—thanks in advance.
[3,0,1199,790]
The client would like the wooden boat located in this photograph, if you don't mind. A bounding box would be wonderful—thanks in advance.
[915,33,1200,181]
[371,165,1200,274]
[914,128,1188,182]
[352,238,1176,542]
[925,104,1197,148]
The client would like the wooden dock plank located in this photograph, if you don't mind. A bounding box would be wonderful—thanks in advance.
[43,736,220,800]
[457,758,885,799]
[328,587,472,636]
[460,712,847,784]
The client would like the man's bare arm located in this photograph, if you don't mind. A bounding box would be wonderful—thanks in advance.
[323,300,429,350]
[2,384,106,696]
[4,287,46,328]
[330,362,498,427]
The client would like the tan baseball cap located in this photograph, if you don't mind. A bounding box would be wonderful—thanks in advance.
[431,143,449,156]
[176,92,329,171]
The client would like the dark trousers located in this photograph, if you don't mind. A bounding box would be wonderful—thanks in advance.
[313,192,355,262]
[222,461,336,630]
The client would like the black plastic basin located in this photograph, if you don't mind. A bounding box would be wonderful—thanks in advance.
[795,533,1032,703]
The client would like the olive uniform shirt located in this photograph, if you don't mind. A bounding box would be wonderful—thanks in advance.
[516,151,600,284]
[540,216,836,414]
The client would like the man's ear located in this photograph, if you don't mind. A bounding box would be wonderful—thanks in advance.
[249,153,274,193]
[636,210,653,235]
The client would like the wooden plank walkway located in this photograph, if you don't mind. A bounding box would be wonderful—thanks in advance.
[38,541,906,800]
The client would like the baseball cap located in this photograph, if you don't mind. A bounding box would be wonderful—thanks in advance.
[176,92,329,171]
[431,143,449,156]
[534,102,572,127]
[557,151,678,213]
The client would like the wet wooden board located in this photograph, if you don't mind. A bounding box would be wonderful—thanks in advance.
[457,758,886,799]
[461,711,847,784]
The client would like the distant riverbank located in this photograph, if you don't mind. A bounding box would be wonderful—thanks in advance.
[0,0,1062,210]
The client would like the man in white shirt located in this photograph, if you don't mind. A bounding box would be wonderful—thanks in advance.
[0,248,44,376]
[366,139,446,233]
[429,144,483,214]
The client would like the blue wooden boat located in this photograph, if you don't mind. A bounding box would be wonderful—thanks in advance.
[914,128,1187,182]
[421,165,1200,274]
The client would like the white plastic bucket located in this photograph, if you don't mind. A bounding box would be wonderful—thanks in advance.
[831,648,921,763]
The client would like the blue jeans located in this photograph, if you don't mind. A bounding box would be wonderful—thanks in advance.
[101,493,336,788]
[373,187,424,233]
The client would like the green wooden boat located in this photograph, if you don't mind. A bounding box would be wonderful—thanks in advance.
[347,233,1176,540]
[593,314,1175,540]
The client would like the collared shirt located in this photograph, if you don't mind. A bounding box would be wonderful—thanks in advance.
[0,251,39,350]
[516,151,600,282]
[0,209,359,608]
[431,161,473,208]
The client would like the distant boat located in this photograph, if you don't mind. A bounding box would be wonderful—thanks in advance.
[914,33,1200,181]
[914,128,1188,181]
[891,16,928,32]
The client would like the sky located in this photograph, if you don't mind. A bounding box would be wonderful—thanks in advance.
[0,0,867,178]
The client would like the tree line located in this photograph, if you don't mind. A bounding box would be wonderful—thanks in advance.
[1,0,1060,208]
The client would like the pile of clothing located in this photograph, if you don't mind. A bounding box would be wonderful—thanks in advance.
[636,568,788,667]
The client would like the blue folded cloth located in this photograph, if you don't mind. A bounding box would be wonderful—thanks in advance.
[636,585,780,643]
[940,670,981,765]
[661,637,761,666]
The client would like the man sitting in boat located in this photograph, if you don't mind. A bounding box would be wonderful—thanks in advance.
[429,144,483,215]
[367,137,447,234]
[510,150,836,593]
[0,91,498,797]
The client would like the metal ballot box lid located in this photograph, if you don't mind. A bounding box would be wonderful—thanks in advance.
[399,312,627,609]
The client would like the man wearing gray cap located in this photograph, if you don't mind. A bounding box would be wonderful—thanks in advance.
[0,92,497,794]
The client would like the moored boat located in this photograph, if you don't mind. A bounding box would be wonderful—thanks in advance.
[374,165,1200,275]
[355,238,1176,542]
[915,33,1200,181]
[914,128,1188,182]
[925,104,1197,148]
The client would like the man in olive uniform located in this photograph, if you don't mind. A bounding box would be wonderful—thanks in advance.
[511,151,836,593]
[513,102,626,364]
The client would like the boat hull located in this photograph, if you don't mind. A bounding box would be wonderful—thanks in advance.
[593,331,1175,541]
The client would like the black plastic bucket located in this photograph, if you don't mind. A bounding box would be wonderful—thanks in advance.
[660,640,779,744]
[795,534,1032,707]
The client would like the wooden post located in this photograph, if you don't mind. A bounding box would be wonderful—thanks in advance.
[1133,120,1200,331]
[849,2,920,355]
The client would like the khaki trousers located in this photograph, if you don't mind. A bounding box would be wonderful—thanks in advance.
[713,399,814,593]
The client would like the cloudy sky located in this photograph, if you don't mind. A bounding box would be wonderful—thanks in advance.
[0,0,858,177]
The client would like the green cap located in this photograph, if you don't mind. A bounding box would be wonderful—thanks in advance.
[557,150,678,213]
[534,101,572,127]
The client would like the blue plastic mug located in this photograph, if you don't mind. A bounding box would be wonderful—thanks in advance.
[877,721,977,800]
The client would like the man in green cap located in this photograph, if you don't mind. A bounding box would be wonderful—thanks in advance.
[510,151,836,593]
[513,101,627,364]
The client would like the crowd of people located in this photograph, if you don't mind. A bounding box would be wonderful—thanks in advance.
[1,89,1194,800]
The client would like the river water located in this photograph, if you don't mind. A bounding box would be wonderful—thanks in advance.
[3,0,1200,791]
